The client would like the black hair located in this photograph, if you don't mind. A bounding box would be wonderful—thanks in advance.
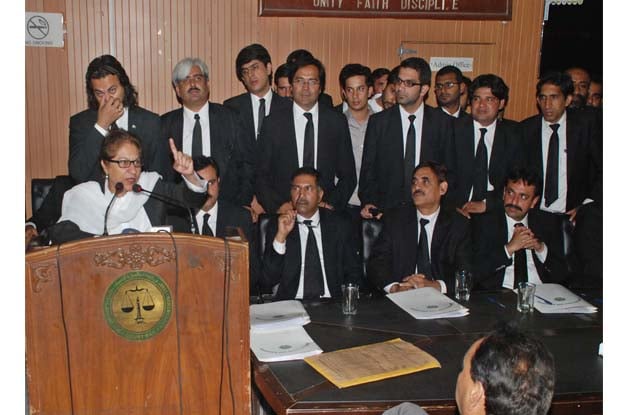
[339,63,372,90]
[291,166,323,190]
[413,160,448,183]
[399,57,432,85]
[99,129,142,162]
[286,49,314,63]
[471,323,555,415]
[536,71,574,98]
[388,66,400,84]
[193,155,221,178]
[235,43,273,83]
[469,74,509,102]
[371,67,391,82]
[274,63,292,84]
[436,65,463,83]
[85,54,138,111]
[505,167,542,198]
[288,55,326,91]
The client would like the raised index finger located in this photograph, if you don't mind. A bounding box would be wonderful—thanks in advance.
[169,138,178,155]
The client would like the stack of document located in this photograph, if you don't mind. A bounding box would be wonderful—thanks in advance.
[387,287,469,319]
[533,284,598,314]
[250,300,323,362]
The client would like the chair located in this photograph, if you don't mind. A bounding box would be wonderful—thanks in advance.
[361,218,383,281]
[30,177,56,214]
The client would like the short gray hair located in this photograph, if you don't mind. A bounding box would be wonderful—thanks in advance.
[172,58,210,85]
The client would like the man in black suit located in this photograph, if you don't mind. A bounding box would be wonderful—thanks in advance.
[472,168,567,290]
[521,71,602,283]
[224,44,291,222]
[69,55,165,183]
[367,161,471,296]
[256,55,356,214]
[160,57,255,207]
[359,57,454,219]
[434,65,468,119]
[285,49,334,107]
[448,74,525,218]
[261,167,361,300]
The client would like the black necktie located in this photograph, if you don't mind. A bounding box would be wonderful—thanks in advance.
[110,121,120,131]
[302,220,323,299]
[257,98,266,139]
[192,113,202,158]
[416,218,432,280]
[471,128,488,201]
[303,112,314,167]
[544,123,560,207]
[201,213,214,236]
[513,223,528,287]
[404,115,417,196]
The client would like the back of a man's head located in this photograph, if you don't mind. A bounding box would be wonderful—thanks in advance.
[469,324,555,415]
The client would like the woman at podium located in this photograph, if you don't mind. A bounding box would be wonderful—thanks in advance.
[48,130,207,244]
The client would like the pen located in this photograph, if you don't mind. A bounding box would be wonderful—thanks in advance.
[534,294,554,305]
[487,297,506,309]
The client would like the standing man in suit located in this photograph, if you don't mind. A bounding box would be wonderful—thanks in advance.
[434,65,468,119]
[160,57,255,206]
[69,55,165,183]
[256,55,357,214]
[564,66,591,110]
[521,71,602,284]
[367,161,471,296]
[261,167,361,300]
[472,168,566,290]
[274,63,293,98]
[448,74,525,218]
[224,44,291,222]
[359,57,454,219]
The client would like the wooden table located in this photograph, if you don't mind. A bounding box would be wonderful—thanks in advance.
[252,290,603,415]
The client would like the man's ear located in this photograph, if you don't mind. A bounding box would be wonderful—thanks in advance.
[420,84,430,98]
[468,380,486,413]
[439,181,448,196]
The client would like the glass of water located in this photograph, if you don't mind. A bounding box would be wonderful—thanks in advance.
[454,270,472,302]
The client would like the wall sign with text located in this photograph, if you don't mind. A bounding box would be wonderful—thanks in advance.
[259,0,512,20]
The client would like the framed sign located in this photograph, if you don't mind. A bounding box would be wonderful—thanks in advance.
[259,0,512,20]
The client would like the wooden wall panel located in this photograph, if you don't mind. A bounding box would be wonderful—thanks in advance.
[25,0,546,217]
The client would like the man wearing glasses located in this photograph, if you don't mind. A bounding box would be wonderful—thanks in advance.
[256,55,356,214]
[434,65,469,119]
[359,57,454,219]
[160,57,255,207]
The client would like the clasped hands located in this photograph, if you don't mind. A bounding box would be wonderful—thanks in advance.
[389,274,441,293]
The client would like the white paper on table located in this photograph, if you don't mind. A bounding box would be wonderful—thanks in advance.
[387,287,469,320]
[250,300,311,332]
[532,283,597,314]
[251,326,323,362]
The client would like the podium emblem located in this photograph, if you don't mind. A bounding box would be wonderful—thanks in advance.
[103,271,172,341]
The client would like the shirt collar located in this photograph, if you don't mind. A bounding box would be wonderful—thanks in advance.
[293,101,319,118]
[542,111,567,128]
[399,101,424,118]
[417,206,440,223]
[251,89,273,104]
[183,101,209,120]
[297,209,321,227]
[201,200,219,217]
[505,211,529,227]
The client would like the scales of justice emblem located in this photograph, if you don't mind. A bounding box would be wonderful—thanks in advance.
[103,271,173,341]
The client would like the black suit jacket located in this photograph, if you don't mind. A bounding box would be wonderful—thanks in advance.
[471,208,567,290]
[256,102,357,213]
[160,103,255,205]
[261,208,362,300]
[223,91,291,145]
[447,117,525,211]
[358,104,454,210]
[521,110,602,210]
[69,106,165,183]
[436,106,470,120]
[48,177,207,245]
[367,206,472,296]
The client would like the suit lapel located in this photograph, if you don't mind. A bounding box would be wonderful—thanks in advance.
[489,121,506,182]
[390,107,405,161]
[420,106,433,162]
[173,109,184,150]
[317,107,329,172]
[285,107,300,171]
[319,210,333,277]
[565,112,579,189]
[128,107,139,134]
[208,104,222,160]
[431,210,450,268]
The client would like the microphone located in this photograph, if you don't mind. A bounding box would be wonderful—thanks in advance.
[103,182,124,236]
[132,184,197,234]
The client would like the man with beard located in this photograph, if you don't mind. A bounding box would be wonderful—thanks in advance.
[434,65,468,119]
[260,167,361,300]
[367,161,471,295]
[471,168,566,290]
[160,57,255,206]
[564,66,591,110]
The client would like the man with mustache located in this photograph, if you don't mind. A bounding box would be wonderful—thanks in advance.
[471,168,566,290]
[367,161,471,295]
[261,167,361,300]
[160,57,255,207]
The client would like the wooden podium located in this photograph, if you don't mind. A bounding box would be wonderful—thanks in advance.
[26,233,251,415]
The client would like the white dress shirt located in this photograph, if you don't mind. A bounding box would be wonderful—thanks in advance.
[539,112,568,213]
[467,119,497,201]
[399,103,425,166]
[293,102,320,168]
[502,213,548,289]
[272,210,331,299]
[251,89,274,135]
[182,101,211,156]
[195,201,218,236]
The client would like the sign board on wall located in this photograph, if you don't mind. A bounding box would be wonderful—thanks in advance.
[25,12,64,48]
[259,0,512,20]
[430,57,474,72]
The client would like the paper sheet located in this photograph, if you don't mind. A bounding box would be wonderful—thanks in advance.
[387,287,469,319]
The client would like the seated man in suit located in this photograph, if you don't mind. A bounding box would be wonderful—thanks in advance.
[384,323,555,415]
[367,161,471,296]
[472,168,567,290]
[261,167,361,300]
[69,55,166,183]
